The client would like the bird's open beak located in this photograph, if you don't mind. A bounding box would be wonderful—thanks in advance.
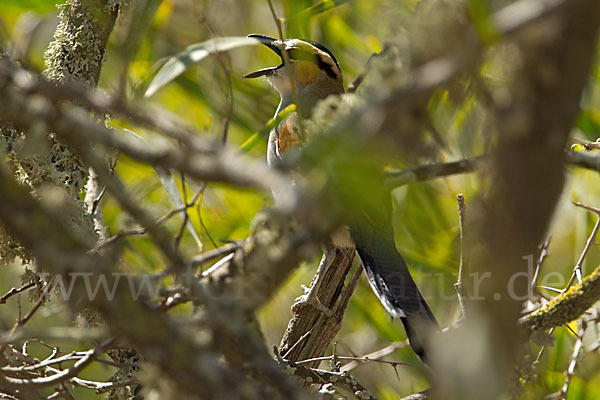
[243,34,283,78]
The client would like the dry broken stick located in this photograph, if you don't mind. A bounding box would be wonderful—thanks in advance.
[278,245,359,367]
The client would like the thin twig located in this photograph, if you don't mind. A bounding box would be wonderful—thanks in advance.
[381,150,600,189]
[558,322,585,400]
[566,202,600,290]
[196,182,218,249]
[340,341,409,373]
[13,276,55,333]
[91,155,118,216]
[572,201,600,215]
[294,354,409,368]
[538,286,563,294]
[180,184,205,250]
[455,194,468,319]
[530,236,552,300]
[93,197,202,252]
[274,348,377,400]
[534,328,555,364]
[531,207,598,376]
[0,338,114,390]
[0,282,35,304]
[190,242,240,270]
[347,47,390,93]
[0,276,57,354]
[174,170,190,249]
[3,352,83,372]
[267,0,285,40]
[44,365,136,394]
[282,330,312,359]
[384,156,486,188]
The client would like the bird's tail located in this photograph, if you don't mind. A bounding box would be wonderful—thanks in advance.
[353,225,439,364]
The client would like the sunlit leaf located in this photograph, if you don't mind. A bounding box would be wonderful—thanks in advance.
[145,36,264,98]
[240,104,296,152]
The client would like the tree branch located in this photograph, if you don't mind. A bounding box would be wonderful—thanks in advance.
[0,339,113,390]
[0,167,306,399]
[520,264,600,334]
[275,349,377,400]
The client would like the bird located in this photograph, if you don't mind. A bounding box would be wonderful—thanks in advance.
[244,34,439,364]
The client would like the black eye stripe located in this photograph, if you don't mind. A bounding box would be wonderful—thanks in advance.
[286,48,340,79]
[317,57,339,79]
[306,40,341,72]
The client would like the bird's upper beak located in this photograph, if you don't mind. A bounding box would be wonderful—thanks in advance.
[243,34,284,78]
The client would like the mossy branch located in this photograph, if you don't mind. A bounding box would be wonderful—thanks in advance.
[520,264,600,334]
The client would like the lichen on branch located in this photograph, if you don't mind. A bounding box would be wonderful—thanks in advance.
[520,264,600,334]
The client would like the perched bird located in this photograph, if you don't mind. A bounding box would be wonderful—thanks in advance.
[244,34,439,364]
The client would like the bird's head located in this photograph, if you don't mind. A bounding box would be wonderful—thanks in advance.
[244,34,344,116]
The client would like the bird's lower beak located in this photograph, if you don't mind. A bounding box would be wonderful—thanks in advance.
[244,34,283,79]
[243,66,279,78]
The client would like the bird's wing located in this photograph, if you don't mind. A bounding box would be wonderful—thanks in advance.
[352,221,439,362]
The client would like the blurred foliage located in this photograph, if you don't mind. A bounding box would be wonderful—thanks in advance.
[1,0,600,398]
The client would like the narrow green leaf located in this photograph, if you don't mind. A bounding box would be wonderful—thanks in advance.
[289,0,352,20]
[145,36,263,98]
[240,104,296,152]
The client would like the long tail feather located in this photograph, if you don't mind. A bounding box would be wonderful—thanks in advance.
[353,224,439,364]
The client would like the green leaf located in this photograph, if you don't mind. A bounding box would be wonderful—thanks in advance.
[145,36,263,98]
[240,104,296,152]
[289,0,352,20]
